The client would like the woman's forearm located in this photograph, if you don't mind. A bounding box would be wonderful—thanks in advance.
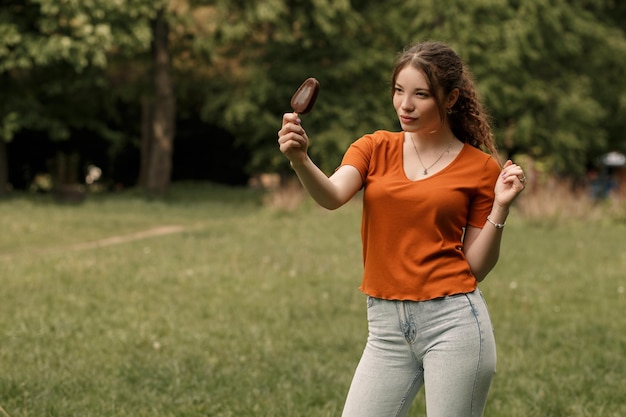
[464,205,509,281]
[290,157,361,210]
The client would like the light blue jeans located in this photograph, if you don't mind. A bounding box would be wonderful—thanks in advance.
[341,289,496,417]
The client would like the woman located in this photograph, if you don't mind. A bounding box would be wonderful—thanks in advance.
[277,41,526,417]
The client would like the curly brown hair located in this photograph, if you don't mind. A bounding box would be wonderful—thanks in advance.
[391,41,500,163]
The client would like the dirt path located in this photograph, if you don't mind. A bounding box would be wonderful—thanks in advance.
[0,225,186,260]
[65,225,186,251]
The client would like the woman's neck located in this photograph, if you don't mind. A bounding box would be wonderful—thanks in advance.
[408,126,456,151]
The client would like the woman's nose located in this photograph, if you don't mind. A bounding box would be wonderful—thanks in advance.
[401,97,414,111]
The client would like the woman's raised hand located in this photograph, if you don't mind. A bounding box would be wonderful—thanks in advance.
[494,160,526,208]
[278,112,310,165]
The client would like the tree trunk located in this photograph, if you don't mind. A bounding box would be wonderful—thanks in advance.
[0,139,8,196]
[139,96,153,188]
[144,7,176,196]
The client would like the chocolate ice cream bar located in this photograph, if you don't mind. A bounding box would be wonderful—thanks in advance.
[290,78,320,115]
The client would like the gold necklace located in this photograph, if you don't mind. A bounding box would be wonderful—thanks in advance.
[409,133,453,175]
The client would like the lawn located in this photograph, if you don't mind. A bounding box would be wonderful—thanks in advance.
[0,183,624,417]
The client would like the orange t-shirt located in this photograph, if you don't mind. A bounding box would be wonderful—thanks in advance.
[340,130,501,301]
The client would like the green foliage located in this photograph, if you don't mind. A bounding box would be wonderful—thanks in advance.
[200,0,401,175]
[0,0,160,142]
[199,0,626,176]
[478,0,626,174]
[1,0,626,181]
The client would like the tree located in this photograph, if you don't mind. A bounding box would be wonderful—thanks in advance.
[350,0,626,175]
[0,0,155,194]
[201,0,626,177]
[2,0,625,192]
[0,0,107,194]
[199,0,398,175]
[140,6,176,195]
[483,0,626,174]
[2,0,251,195]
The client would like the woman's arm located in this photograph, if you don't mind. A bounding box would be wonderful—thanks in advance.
[463,160,525,281]
[278,112,363,210]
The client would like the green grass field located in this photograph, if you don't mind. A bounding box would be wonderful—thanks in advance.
[1,183,624,417]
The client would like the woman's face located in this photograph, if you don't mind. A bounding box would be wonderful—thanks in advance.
[392,65,443,135]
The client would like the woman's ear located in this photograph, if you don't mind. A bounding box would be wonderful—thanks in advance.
[446,88,460,110]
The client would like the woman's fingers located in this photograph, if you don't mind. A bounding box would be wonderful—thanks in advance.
[278,113,309,156]
[500,160,525,184]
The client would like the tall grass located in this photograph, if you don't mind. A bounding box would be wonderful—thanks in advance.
[0,183,624,417]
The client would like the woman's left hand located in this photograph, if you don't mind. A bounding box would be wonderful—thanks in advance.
[494,160,526,208]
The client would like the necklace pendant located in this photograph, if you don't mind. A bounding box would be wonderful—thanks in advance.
[423,169,428,175]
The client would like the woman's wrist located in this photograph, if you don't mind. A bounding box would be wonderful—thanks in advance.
[488,203,510,224]
[289,155,309,170]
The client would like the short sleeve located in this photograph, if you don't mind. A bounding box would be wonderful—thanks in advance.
[466,156,501,228]
[338,134,375,183]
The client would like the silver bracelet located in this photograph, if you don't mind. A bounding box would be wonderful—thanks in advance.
[486,216,506,229]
